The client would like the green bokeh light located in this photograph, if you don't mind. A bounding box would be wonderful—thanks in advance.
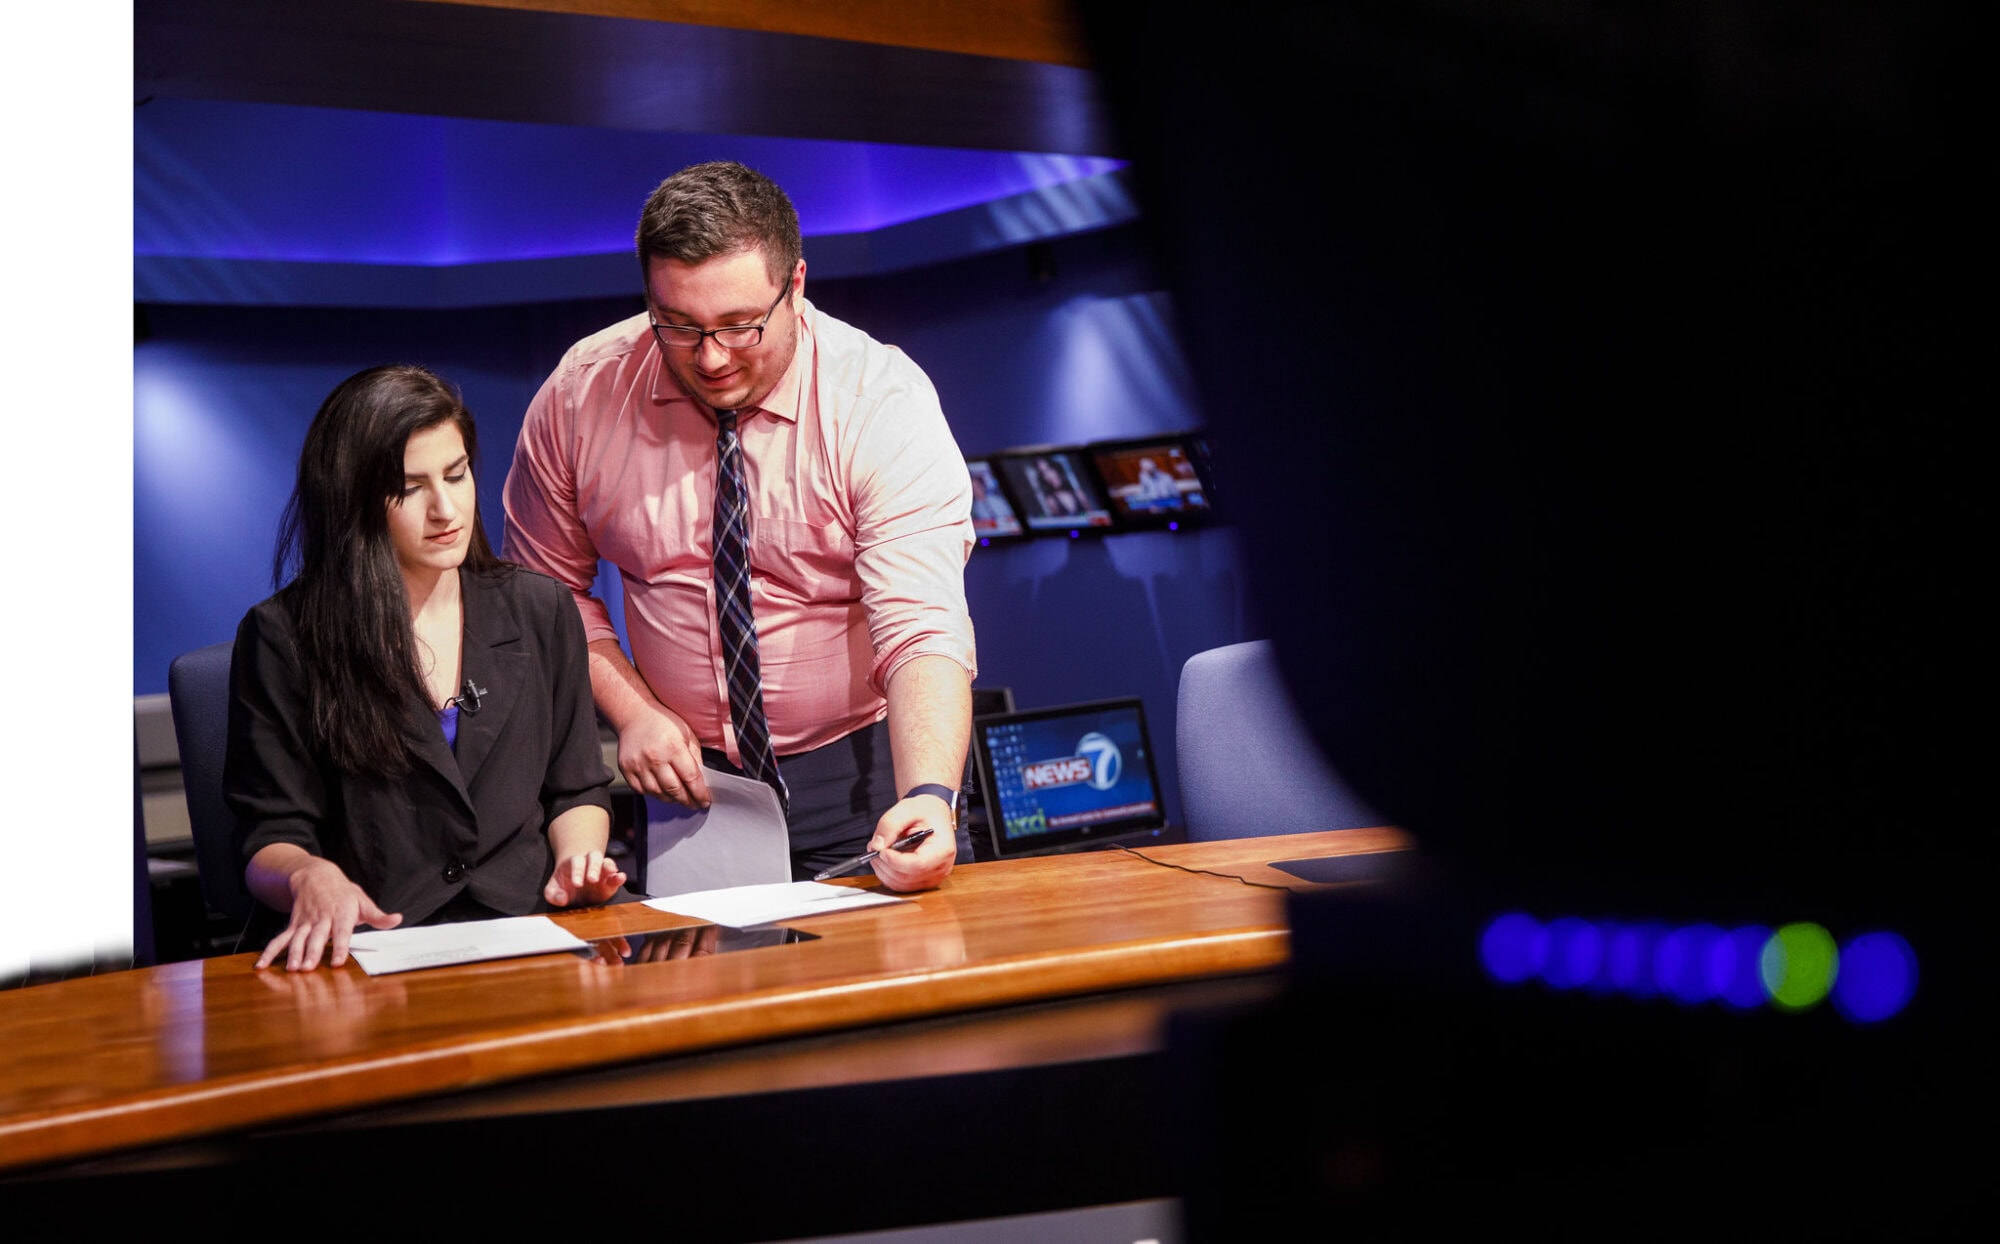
[1761,922,1839,1011]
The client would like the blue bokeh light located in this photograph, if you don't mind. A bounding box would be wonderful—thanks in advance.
[1479,913,1911,1025]
[1712,925,1774,1010]
[1656,924,1724,1005]
[1478,912,1545,984]
[1831,932,1918,1024]
[1602,923,1661,997]
[1543,917,1603,990]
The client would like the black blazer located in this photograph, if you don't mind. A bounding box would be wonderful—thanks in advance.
[224,567,614,926]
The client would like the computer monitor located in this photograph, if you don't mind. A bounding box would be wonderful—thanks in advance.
[1084,432,1219,530]
[970,697,1167,859]
[990,448,1116,534]
[964,457,1026,543]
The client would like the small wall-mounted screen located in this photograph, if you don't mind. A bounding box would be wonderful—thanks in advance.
[992,450,1115,532]
[965,458,1025,540]
[1086,435,1216,527]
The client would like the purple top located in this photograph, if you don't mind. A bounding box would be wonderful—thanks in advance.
[439,701,460,751]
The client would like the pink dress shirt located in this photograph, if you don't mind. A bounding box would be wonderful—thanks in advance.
[502,299,977,763]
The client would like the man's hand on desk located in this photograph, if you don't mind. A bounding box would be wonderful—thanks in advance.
[256,857,403,972]
[868,795,958,892]
[614,701,712,808]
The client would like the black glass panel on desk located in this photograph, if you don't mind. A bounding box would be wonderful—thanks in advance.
[581,924,818,965]
[1268,854,1409,886]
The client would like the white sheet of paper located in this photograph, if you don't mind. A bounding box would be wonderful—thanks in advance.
[644,881,907,929]
[643,766,794,898]
[346,915,588,976]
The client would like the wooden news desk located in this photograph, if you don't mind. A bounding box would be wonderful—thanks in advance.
[1,828,1408,1233]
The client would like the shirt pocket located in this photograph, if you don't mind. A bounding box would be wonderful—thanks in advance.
[750,515,858,603]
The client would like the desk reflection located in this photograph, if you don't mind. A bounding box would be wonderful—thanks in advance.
[581,924,818,967]
[250,963,411,1059]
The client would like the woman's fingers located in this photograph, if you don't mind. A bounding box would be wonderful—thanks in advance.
[255,925,294,970]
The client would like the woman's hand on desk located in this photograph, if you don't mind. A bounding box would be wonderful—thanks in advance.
[255,856,403,973]
[544,850,627,908]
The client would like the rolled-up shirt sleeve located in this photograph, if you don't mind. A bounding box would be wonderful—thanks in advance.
[503,363,619,645]
[225,605,328,865]
[847,356,978,694]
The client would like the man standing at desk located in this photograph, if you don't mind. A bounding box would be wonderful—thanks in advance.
[503,161,974,890]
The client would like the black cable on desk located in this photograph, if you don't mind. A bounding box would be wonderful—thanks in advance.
[1110,843,1293,891]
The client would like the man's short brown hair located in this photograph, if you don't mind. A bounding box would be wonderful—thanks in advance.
[636,161,803,286]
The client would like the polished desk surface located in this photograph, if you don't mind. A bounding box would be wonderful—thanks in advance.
[0,827,1408,1173]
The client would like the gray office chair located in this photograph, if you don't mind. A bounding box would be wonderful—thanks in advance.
[1175,639,1379,841]
[168,641,257,932]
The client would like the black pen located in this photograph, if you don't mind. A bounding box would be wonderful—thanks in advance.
[813,828,936,881]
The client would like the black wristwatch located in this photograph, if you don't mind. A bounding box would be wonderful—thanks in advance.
[904,783,961,823]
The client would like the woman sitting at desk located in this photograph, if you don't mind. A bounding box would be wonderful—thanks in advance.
[226,365,627,972]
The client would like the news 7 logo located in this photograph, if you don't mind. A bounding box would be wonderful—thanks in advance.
[1018,732,1122,792]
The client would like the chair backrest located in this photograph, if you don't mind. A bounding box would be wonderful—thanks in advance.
[1175,639,1379,841]
[168,641,255,927]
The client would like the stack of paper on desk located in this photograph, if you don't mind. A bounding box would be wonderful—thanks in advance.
[645,881,907,929]
[639,766,908,927]
[347,916,587,976]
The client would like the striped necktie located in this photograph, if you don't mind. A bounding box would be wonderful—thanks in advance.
[713,409,789,811]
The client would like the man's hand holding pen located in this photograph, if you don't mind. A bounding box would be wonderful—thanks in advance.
[859,790,959,891]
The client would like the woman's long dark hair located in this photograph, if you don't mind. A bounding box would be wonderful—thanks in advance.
[272,365,505,776]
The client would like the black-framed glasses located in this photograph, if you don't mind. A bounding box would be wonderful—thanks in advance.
[649,278,791,352]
